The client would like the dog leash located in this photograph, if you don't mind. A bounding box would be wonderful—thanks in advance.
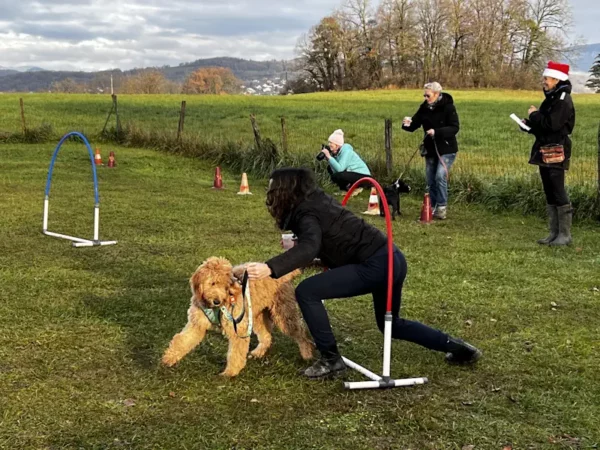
[433,138,450,180]
[232,270,253,338]
[397,146,420,180]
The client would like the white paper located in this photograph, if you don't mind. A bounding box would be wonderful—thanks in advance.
[510,113,531,131]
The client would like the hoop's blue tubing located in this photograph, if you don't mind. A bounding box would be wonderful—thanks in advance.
[44,132,99,205]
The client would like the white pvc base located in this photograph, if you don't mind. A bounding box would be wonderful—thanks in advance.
[43,199,117,248]
[43,231,117,247]
[73,240,118,248]
[237,191,253,195]
[342,316,428,390]
[344,377,428,390]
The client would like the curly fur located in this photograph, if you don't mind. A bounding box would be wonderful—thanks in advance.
[161,257,314,377]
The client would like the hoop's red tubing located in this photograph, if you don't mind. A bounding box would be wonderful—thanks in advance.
[341,178,394,314]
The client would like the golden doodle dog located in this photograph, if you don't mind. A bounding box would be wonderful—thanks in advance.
[162,257,314,377]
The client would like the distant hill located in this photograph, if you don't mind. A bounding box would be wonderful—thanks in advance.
[161,57,291,83]
[570,43,600,72]
[0,69,19,78]
[0,57,295,92]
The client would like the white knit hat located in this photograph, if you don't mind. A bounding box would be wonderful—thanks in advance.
[328,129,344,147]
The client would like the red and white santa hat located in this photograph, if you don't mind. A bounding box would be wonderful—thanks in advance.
[543,61,569,81]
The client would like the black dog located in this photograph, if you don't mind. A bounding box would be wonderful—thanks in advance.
[379,178,411,220]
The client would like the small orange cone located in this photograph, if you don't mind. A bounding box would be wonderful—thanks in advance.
[419,192,433,224]
[107,151,116,168]
[94,148,103,165]
[237,172,252,195]
[213,166,224,189]
[362,188,380,215]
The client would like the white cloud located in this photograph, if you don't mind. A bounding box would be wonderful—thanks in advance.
[0,0,597,71]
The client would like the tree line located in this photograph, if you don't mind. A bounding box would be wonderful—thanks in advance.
[292,0,577,91]
[51,68,242,95]
[587,54,600,93]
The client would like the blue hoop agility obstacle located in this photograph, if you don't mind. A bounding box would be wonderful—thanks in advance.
[42,132,117,248]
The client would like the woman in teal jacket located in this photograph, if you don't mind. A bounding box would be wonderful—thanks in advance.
[320,129,371,194]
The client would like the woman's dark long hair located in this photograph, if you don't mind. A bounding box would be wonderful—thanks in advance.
[266,167,317,229]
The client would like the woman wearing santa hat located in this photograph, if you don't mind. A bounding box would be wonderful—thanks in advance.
[523,61,576,246]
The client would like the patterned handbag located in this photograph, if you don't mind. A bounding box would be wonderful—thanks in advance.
[540,144,565,164]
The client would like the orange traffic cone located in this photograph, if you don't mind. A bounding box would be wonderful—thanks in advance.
[237,172,252,195]
[213,166,224,189]
[94,148,103,165]
[107,151,116,168]
[362,188,380,215]
[419,192,433,224]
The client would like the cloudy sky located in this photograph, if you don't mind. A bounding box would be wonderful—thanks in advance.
[0,0,598,72]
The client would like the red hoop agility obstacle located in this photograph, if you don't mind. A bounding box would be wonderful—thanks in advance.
[340,177,428,390]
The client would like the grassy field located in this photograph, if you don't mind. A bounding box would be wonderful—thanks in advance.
[1,141,599,449]
[0,91,598,191]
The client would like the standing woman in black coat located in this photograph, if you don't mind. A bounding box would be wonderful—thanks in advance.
[523,61,575,246]
[401,82,460,220]
[246,168,481,379]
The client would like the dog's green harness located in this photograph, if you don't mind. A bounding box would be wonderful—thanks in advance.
[199,271,253,338]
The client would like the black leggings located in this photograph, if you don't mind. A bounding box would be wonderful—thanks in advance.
[539,166,569,206]
[327,166,369,191]
[294,246,450,359]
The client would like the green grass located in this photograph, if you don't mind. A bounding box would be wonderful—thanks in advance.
[0,91,598,190]
[1,141,599,449]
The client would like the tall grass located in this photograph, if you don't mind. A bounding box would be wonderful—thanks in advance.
[1,91,598,218]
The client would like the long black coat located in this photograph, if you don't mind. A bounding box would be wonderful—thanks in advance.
[265,189,387,279]
[524,81,575,170]
[402,93,460,156]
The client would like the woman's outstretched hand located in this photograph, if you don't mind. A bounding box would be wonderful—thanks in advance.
[246,263,272,280]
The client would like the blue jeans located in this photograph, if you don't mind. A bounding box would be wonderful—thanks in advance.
[425,153,456,207]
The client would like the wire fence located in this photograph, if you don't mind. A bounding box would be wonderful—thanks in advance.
[2,94,599,213]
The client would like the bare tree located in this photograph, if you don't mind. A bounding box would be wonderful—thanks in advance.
[296,0,574,89]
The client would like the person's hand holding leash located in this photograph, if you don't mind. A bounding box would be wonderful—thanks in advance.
[528,105,538,115]
[426,129,435,137]
[246,263,272,280]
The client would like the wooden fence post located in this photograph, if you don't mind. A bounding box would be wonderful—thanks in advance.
[280,116,288,154]
[101,100,115,136]
[177,100,187,141]
[385,118,393,177]
[112,94,122,135]
[19,98,27,134]
[250,114,262,149]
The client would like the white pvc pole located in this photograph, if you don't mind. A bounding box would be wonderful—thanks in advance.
[44,231,93,244]
[43,197,49,231]
[73,240,117,248]
[345,377,428,390]
[342,357,382,381]
[98,240,118,246]
[93,206,100,241]
[382,314,392,377]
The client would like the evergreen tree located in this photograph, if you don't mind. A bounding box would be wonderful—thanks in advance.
[586,54,600,93]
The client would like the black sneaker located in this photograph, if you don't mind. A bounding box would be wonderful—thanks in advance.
[302,356,347,379]
[445,337,482,365]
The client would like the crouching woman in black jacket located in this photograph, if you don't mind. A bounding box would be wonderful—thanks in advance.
[246,168,481,379]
